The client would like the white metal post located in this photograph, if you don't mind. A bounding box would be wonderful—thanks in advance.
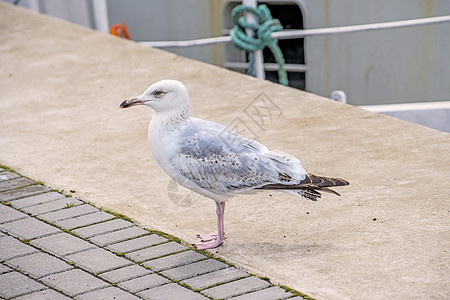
[243,0,265,79]
[92,0,109,33]
[27,0,41,12]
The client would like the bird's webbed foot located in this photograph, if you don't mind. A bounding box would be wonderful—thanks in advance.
[194,231,225,250]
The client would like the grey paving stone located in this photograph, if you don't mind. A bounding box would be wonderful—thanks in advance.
[0,236,38,261]
[39,204,99,222]
[0,185,50,202]
[143,250,206,271]
[99,264,152,283]
[0,264,11,275]
[65,248,132,274]
[0,171,20,182]
[181,267,249,290]
[118,273,170,293]
[0,177,35,192]
[31,232,96,256]
[0,217,61,239]
[138,283,208,300]
[0,271,46,299]
[72,218,134,238]
[0,204,28,223]
[0,173,300,300]
[161,259,228,281]
[75,286,140,300]
[5,252,72,278]
[230,286,293,299]
[14,288,71,300]
[107,234,167,254]
[21,197,83,215]
[201,276,271,299]
[40,269,109,297]
[55,211,115,230]
[10,192,66,209]
[125,242,187,262]
[89,226,149,246]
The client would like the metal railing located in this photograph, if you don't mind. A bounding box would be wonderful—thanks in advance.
[140,15,450,48]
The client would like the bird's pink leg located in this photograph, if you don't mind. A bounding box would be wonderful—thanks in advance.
[194,202,225,250]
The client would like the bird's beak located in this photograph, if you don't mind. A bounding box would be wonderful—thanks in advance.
[119,98,147,109]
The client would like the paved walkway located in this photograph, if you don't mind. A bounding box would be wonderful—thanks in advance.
[0,167,307,300]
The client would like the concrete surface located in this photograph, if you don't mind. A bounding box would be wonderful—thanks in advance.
[0,169,295,299]
[0,3,449,299]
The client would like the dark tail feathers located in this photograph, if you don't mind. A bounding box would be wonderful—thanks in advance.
[259,173,349,201]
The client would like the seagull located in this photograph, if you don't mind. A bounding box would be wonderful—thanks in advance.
[120,80,349,250]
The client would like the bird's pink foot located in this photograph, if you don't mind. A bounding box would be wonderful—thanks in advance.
[196,231,218,242]
[194,238,224,250]
[194,230,225,250]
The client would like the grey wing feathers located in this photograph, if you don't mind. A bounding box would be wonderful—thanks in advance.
[170,118,347,200]
[171,121,306,195]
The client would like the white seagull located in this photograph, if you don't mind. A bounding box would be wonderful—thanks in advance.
[120,80,349,250]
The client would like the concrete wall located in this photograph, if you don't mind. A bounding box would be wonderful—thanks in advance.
[106,0,216,64]
[302,0,450,105]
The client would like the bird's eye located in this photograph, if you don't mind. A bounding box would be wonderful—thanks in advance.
[153,90,165,96]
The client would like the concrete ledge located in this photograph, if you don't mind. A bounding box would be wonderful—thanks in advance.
[1,3,449,299]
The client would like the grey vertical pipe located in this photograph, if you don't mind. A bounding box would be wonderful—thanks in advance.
[243,0,265,79]
[92,0,109,33]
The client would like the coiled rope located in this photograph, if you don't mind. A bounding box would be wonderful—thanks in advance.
[230,4,288,86]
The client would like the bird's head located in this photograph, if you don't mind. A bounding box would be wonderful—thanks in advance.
[120,79,189,113]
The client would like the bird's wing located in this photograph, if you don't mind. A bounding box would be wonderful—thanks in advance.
[170,119,306,195]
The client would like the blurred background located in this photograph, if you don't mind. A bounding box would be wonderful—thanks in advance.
[3,0,450,131]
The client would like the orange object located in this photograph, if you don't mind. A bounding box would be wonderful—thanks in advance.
[110,23,131,40]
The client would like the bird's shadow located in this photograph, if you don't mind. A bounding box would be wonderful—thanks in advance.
[226,241,337,259]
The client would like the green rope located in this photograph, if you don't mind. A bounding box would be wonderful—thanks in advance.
[230,4,288,86]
